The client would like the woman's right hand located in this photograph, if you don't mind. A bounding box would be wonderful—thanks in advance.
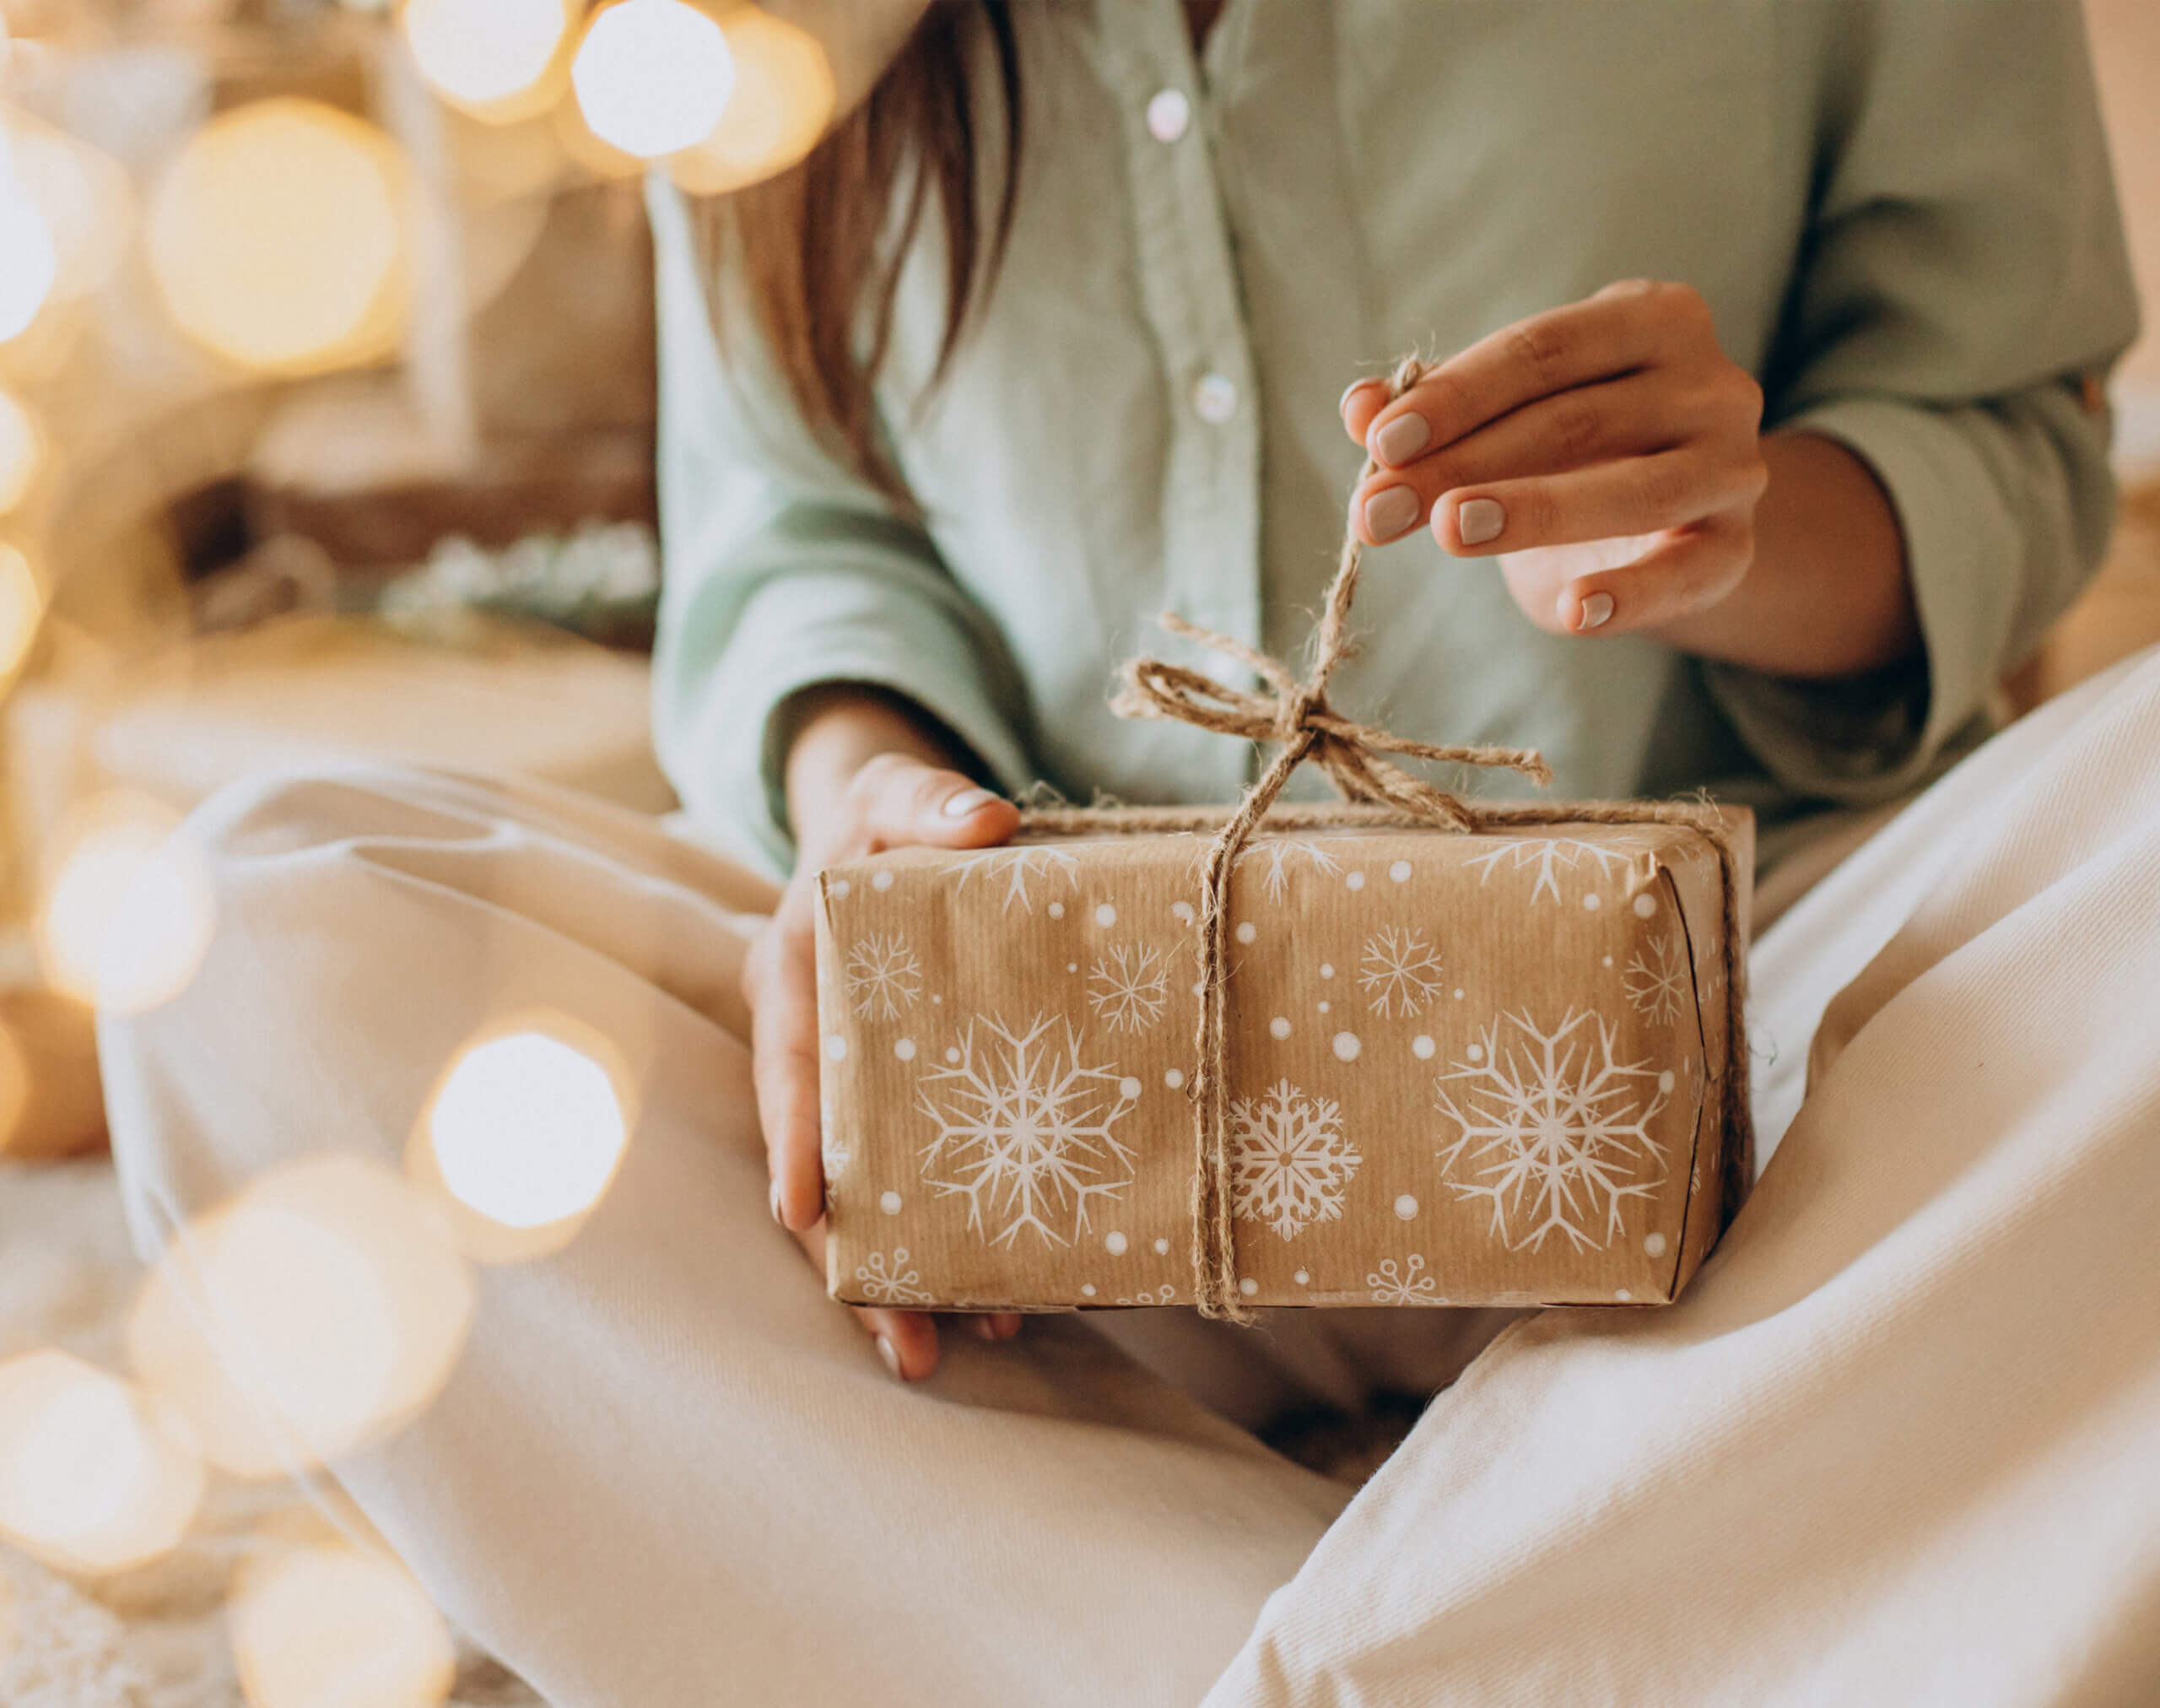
[745,688,1023,1381]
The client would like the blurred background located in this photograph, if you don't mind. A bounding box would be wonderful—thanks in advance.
[0,0,844,1171]
[0,1,2151,1702]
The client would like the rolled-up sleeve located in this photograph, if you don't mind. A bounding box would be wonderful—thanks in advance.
[1706,0,2141,804]
[646,179,1034,877]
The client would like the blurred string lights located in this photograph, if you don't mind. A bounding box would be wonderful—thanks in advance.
[0,0,780,1691]
[229,1532,456,1708]
[0,1004,629,1520]
[146,98,413,377]
[0,386,40,513]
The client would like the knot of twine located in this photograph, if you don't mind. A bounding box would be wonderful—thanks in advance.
[1112,354,1553,1322]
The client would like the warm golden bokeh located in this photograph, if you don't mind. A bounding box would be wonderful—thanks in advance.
[146,99,412,376]
[0,386,40,513]
[32,792,216,1013]
[229,1538,456,1708]
[571,0,735,161]
[0,539,39,677]
[127,1154,475,1478]
[408,1008,635,1262]
[1,106,132,311]
[0,143,55,344]
[0,1349,206,1577]
[0,1020,27,1154]
[667,6,834,196]
[402,0,575,124]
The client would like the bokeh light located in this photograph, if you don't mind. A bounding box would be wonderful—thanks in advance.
[0,148,57,344]
[0,1349,205,1577]
[408,1011,634,1262]
[0,541,39,677]
[146,99,411,376]
[2,108,133,310]
[0,1022,26,1155]
[0,389,40,514]
[127,1154,474,1479]
[229,1538,454,1708]
[402,0,575,123]
[32,792,216,1013]
[571,0,735,161]
[668,6,834,195]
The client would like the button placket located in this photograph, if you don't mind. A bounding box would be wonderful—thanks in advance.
[1107,3,1264,798]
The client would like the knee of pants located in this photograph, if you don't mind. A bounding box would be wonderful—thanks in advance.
[98,762,447,1257]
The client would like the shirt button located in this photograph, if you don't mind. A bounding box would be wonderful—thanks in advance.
[1146,88,1191,143]
[1193,372,1239,424]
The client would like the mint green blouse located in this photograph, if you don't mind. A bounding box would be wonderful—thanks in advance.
[648,0,2139,880]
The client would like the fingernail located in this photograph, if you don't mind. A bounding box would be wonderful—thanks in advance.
[969,1316,999,1343]
[1364,485,1420,542]
[769,1177,785,1226]
[1576,591,1616,631]
[1338,378,1378,414]
[941,786,998,818]
[1458,497,1505,546]
[876,1334,903,1379]
[1373,413,1431,467]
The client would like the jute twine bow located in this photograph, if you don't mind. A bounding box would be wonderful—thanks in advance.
[1112,354,1552,1322]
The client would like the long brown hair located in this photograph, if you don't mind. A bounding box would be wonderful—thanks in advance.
[692,5,1023,509]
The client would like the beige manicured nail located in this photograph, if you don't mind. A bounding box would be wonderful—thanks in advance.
[1576,592,1616,631]
[1338,378,1379,413]
[769,1177,785,1226]
[1458,497,1505,546]
[941,786,998,818]
[1373,413,1431,466]
[1364,485,1420,542]
[970,1316,999,1343]
[876,1334,903,1378]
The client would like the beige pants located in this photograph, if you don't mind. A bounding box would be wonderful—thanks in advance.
[104,650,2160,1707]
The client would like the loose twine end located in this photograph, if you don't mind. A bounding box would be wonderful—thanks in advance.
[1110,358,1553,1322]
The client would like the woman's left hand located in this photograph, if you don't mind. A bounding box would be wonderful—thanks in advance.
[1341,279,1769,638]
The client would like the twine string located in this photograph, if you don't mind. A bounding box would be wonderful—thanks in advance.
[1108,355,1553,1322]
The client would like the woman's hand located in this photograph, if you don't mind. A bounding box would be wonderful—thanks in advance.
[746,687,1023,1381]
[1341,279,1770,639]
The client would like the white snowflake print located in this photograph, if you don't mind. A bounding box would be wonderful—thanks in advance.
[1228,1078,1363,1240]
[1434,1008,1669,1252]
[1463,837,1629,905]
[1115,1284,1179,1306]
[1622,931,1690,1026]
[1239,836,1344,903]
[853,1248,932,1305]
[1358,926,1445,1018]
[1087,943,1169,1033]
[915,1014,1140,1246]
[951,845,1080,913]
[845,932,922,1020]
[1366,1253,1439,1305]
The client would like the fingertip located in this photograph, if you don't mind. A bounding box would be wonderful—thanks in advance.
[926,786,1020,847]
[888,1315,940,1381]
[1339,377,1385,441]
[1561,586,1617,634]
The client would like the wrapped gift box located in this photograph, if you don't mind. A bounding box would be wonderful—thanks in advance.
[816,804,1752,1313]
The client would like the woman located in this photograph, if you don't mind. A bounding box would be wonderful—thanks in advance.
[108,3,2156,1704]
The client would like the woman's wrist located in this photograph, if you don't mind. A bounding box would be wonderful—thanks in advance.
[780,683,966,852]
[1643,431,1917,678]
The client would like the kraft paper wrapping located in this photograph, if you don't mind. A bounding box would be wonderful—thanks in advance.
[817,811,1752,1311]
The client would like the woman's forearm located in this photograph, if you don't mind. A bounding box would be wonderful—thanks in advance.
[1647,431,1918,679]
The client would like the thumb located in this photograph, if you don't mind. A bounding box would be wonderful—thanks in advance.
[854,758,1021,851]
